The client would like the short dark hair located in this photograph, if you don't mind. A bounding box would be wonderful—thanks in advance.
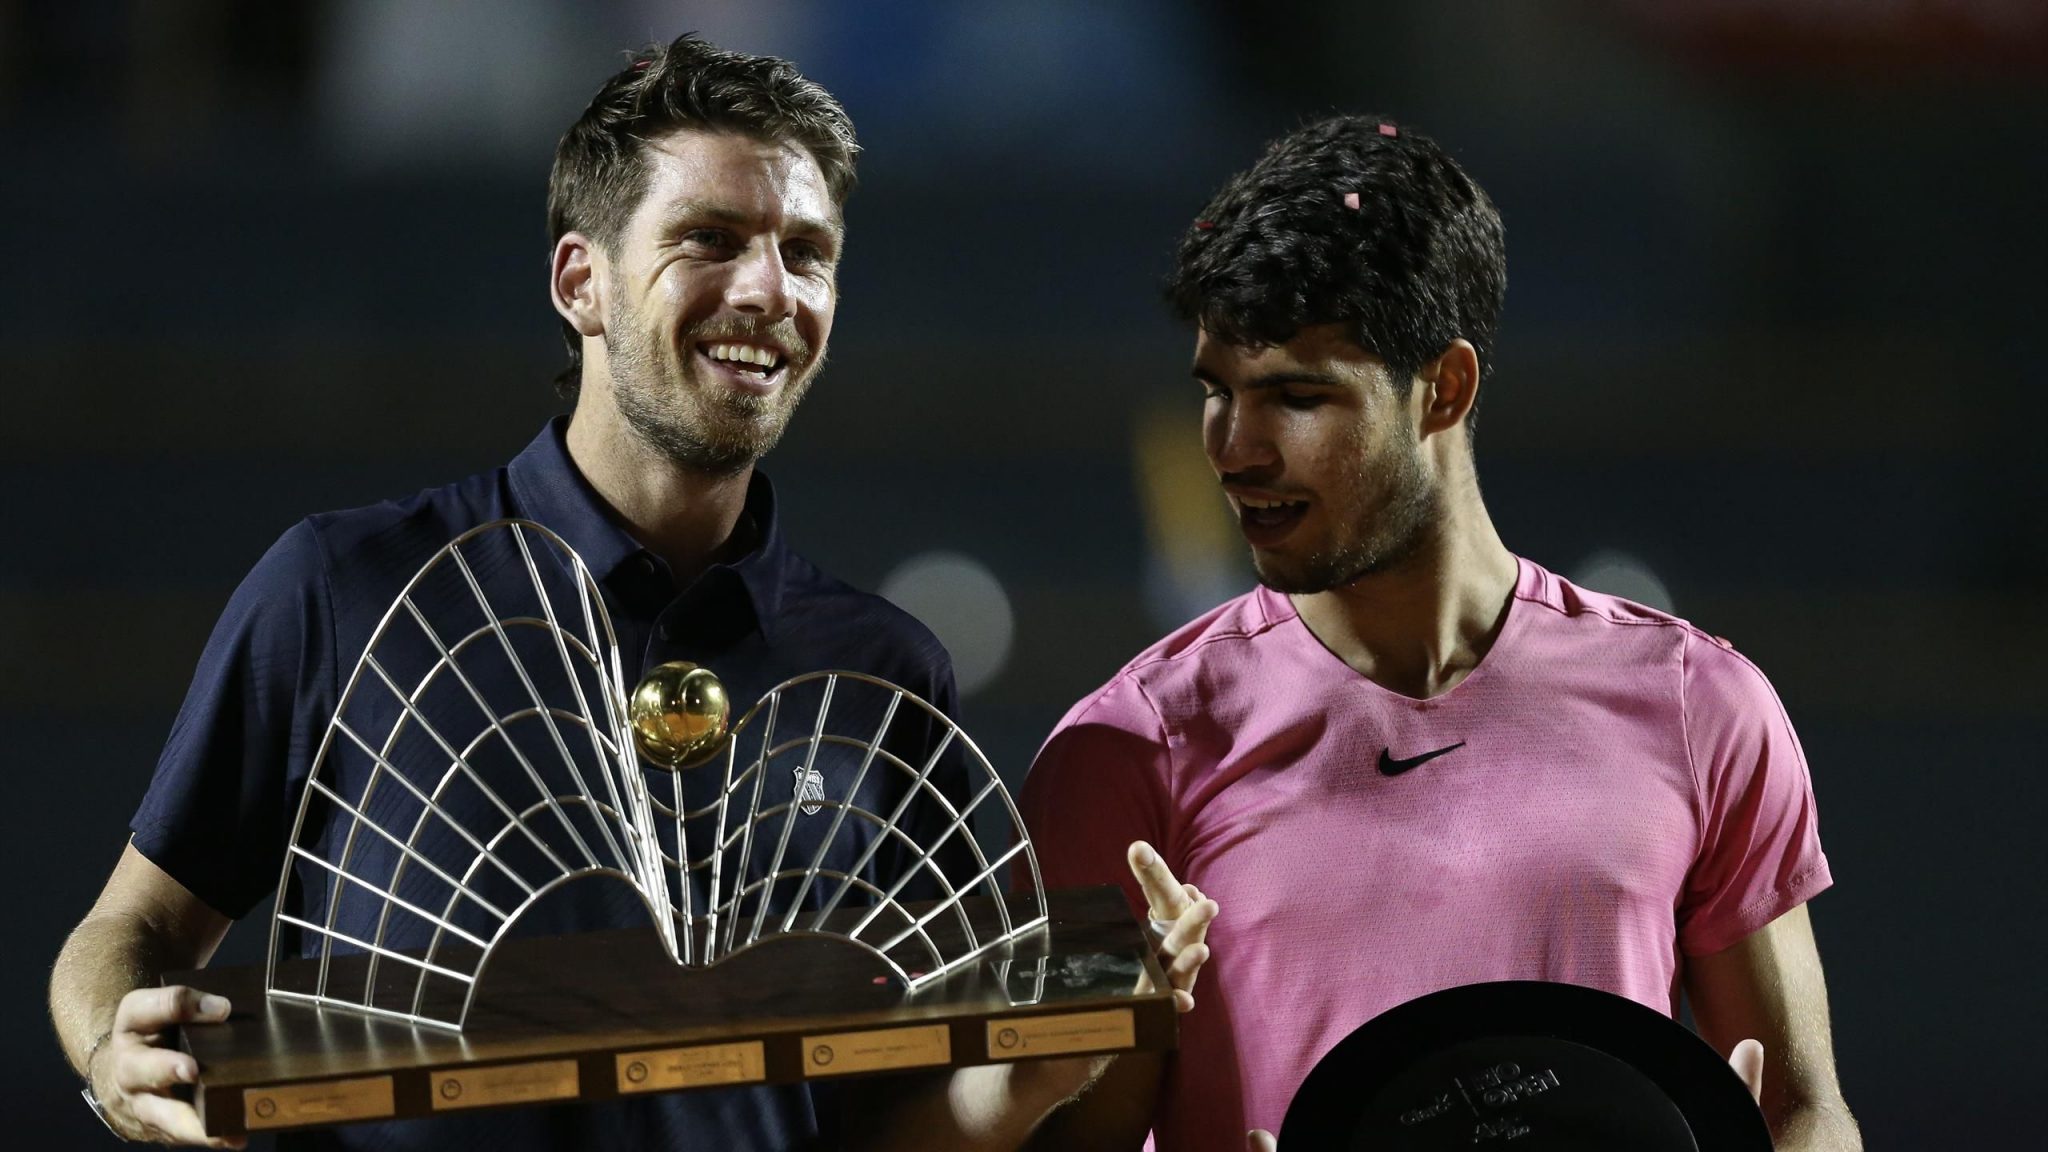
[546,34,860,400]
[1167,115,1506,411]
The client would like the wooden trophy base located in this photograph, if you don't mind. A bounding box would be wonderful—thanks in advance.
[172,886,1174,1137]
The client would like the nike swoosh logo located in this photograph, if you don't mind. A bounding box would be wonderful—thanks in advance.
[1378,741,1467,776]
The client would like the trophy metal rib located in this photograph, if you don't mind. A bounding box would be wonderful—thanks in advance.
[344,667,566,885]
[273,916,477,984]
[396,713,630,1014]
[282,847,495,951]
[808,724,958,931]
[744,673,837,949]
[392,597,591,874]
[780,688,903,933]
[872,839,1028,955]
[850,774,1009,942]
[334,721,538,899]
[715,689,780,961]
[446,547,622,873]
[509,527,662,925]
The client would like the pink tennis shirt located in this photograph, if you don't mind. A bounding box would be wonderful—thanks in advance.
[1019,557,1831,1151]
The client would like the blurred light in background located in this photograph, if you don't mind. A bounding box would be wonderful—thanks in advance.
[1134,402,1248,631]
[1568,549,1676,614]
[317,0,595,168]
[878,551,1015,696]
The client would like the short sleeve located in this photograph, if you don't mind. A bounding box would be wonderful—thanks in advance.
[130,521,335,919]
[1677,632,1833,955]
[1017,675,1175,918]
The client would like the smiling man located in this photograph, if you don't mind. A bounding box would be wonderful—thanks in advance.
[48,35,1211,1151]
[1019,117,1861,1150]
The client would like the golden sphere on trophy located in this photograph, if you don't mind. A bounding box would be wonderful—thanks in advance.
[629,661,730,769]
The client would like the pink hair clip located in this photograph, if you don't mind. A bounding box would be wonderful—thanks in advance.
[1195,219,1215,230]
[1342,192,1361,210]
[1378,122,1398,137]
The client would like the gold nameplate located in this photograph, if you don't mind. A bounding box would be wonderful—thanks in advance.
[987,1008,1136,1059]
[429,1059,580,1111]
[616,1041,767,1093]
[244,1075,396,1130]
[802,1024,952,1076]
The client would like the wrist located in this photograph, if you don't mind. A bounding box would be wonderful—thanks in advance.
[79,1028,120,1134]
[80,1027,114,1086]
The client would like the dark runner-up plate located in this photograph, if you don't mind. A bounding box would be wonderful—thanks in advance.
[1280,981,1771,1150]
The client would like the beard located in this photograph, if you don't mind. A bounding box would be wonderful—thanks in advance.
[1252,434,1441,595]
[603,297,819,478]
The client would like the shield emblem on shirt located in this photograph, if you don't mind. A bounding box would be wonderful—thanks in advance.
[794,767,826,816]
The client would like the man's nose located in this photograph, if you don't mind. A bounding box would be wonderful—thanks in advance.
[726,240,795,318]
[1206,405,1276,475]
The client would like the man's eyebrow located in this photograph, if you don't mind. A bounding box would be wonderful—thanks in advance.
[659,200,844,244]
[1191,366,1345,390]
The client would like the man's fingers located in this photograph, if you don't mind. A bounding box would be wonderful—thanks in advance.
[116,985,232,1033]
[1729,1037,1765,1103]
[1127,841,1190,921]
[127,1090,215,1147]
[103,989,239,1148]
[112,1044,200,1096]
[1129,843,1217,1015]
[1167,942,1209,998]
[1163,898,1218,955]
[129,1086,249,1149]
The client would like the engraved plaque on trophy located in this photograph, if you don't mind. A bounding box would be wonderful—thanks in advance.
[167,522,1175,1138]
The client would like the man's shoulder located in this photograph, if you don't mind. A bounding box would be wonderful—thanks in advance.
[1058,588,1287,730]
[1515,558,1727,657]
[1121,586,1286,680]
[233,465,512,630]
[300,467,510,570]
[1512,557,1780,708]
[774,552,953,682]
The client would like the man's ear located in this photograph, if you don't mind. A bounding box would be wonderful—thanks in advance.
[1416,339,1481,437]
[550,232,605,338]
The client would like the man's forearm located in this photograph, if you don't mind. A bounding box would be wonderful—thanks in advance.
[50,910,175,1076]
[1772,1100,1862,1152]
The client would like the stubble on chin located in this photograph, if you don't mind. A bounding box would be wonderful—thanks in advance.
[604,314,814,478]
[1252,464,1440,595]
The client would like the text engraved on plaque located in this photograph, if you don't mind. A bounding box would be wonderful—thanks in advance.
[429,1059,580,1111]
[986,1009,1136,1059]
[802,1024,952,1076]
[616,1041,767,1093]
[243,1076,396,1130]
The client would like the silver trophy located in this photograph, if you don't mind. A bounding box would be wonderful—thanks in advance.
[173,522,1171,1137]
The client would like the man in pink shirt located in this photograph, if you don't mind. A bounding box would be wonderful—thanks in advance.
[1018,116,1861,1150]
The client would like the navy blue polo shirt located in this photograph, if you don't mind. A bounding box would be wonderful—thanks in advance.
[132,418,963,1151]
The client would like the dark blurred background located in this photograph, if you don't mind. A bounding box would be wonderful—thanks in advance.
[6,1,2043,1147]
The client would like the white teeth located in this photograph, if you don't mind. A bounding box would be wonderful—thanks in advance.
[1240,497,1298,510]
[706,343,779,368]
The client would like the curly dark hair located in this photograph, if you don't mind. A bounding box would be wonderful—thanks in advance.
[546,34,860,401]
[1167,115,1506,416]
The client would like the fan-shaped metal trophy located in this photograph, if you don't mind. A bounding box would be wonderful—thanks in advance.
[170,522,1174,1138]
